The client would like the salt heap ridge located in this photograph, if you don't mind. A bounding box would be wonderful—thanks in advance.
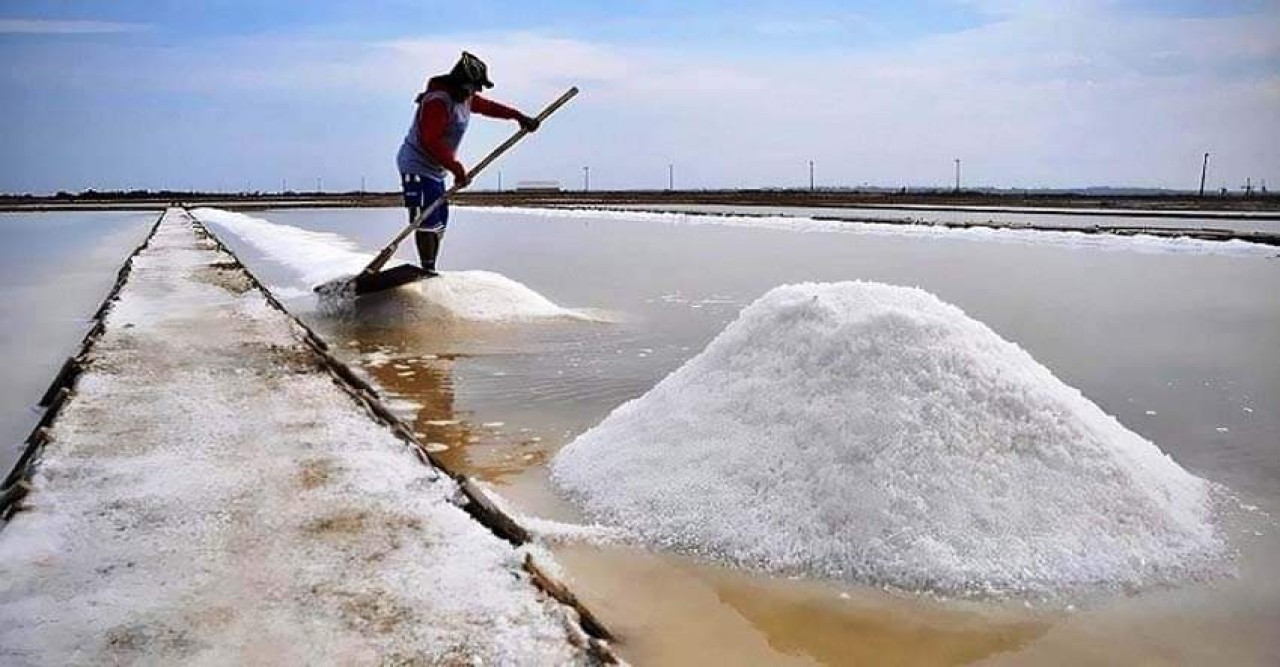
[552,281,1224,596]
[193,208,583,322]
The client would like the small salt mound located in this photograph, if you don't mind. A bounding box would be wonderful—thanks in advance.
[552,281,1225,597]
[413,270,582,322]
[344,270,586,323]
[192,208,584,323]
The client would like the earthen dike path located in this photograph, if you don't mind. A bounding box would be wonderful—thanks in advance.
[0,209,617,665]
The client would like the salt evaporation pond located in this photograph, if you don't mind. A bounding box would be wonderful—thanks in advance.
[0,211,153,473]
[155,206,1278,664]
[553,281,1225,597]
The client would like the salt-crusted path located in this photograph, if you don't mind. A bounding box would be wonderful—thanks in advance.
[0,209,602,665]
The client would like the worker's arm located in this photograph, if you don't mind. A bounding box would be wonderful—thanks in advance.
[417,99,470,187]
[472,95,540,132]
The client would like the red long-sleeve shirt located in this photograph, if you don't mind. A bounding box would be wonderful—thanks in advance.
[417,94,520,177]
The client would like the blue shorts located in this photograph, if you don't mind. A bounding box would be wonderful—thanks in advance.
[402,173,448,231]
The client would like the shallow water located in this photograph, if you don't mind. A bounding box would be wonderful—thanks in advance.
[0,211,155,473]
[119,206,1280,662]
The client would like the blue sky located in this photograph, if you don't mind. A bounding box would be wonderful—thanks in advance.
[2,0,1277,193]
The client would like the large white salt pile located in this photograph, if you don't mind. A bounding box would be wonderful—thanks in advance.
[552,281,1225,596]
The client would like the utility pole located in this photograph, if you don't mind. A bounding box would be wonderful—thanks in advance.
[583,166,590,192]
[668,163,674,191]
[1243,177,1253,197]
[316,177,322,193]
[281,178,287,194]
[360,175,366,194]
[954,158,961,193]
[497,170,502,192]
[808,160,815,191]
[1199,153,1209,197]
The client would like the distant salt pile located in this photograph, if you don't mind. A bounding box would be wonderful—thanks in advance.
[552,281,1225,596]
[469,206,1277,257]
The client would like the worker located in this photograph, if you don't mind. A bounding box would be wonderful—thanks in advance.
[396,51,540,276]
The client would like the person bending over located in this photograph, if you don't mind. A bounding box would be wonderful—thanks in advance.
[395,51,540,275]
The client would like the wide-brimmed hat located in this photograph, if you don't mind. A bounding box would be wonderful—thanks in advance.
[449,51,494,89]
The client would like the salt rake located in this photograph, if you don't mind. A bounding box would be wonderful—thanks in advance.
[317,86,580,297]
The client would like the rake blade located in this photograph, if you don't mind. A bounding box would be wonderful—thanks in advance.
[354,264,428,295]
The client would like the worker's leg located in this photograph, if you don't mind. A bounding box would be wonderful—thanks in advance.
[402,174,449,276]
[413,175,448,275]
[414,231,441,276]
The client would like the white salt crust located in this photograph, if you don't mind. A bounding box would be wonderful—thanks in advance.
[0,210,588,665]
[467,206,1276,257]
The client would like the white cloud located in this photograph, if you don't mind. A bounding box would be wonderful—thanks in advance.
[382,33,635,97]
[0,19,151,34]
[753,17,858,36]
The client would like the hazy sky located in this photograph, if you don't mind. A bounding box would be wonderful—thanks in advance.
[1,0,1277,193]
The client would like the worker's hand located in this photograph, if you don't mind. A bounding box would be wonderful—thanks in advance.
[518,114,540,133]
[451,166,472,190]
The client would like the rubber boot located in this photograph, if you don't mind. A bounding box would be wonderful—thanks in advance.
[414,229,441,277]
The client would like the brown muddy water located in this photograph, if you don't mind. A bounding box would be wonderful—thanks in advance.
[8,206,1276,664]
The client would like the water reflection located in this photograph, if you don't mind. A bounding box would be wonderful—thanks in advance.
[553,543,1051,666]
[712,575,1048,665]
[0,212,154,472]
[332,310,557,486]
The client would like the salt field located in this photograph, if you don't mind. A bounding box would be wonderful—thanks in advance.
[5,205,1278,664]
[5,0,1278,661]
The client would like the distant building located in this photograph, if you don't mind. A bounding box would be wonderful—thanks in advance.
[515,180,562,192]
